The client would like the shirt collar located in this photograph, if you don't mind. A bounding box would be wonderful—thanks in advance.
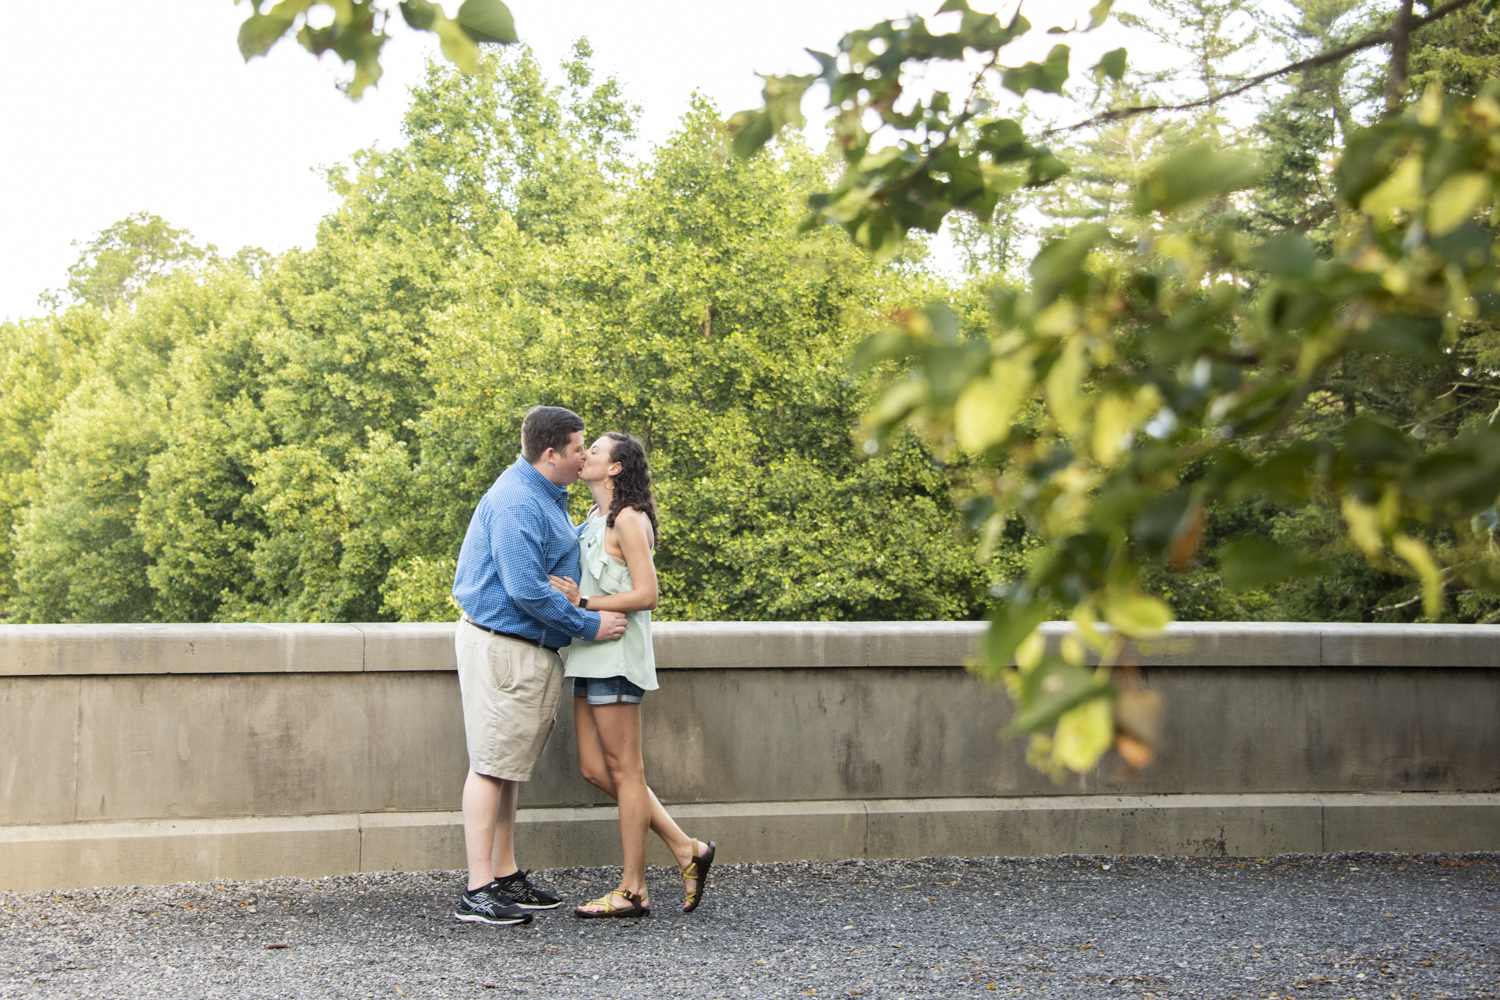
[514,455,571,507]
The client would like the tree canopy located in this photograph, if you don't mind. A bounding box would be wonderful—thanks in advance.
[0,45,997,628]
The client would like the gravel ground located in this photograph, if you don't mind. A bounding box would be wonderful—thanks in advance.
[2,852,1496,999]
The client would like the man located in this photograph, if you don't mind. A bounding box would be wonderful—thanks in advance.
[450,405,627,926]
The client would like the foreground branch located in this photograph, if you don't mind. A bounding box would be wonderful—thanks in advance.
[1038,0,1481,139]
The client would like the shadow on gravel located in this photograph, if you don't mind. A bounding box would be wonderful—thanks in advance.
[2,852,1497,999]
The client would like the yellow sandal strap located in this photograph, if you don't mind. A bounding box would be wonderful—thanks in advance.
[583,889,643,913]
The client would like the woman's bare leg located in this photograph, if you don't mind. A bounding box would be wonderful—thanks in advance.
[574,698,705,906]
[593,701,651,902]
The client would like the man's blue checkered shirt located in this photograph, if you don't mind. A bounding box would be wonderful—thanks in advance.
[452,457,602,648]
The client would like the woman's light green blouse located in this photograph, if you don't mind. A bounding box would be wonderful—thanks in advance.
[562,513,657,691]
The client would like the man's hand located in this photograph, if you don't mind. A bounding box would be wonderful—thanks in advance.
[594,610,626,641]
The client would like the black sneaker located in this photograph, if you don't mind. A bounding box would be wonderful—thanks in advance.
[495,870,564,910]
[454,884,532,926]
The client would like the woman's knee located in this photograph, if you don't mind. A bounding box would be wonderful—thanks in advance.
[579,760,611,789]
[602,755,646,787]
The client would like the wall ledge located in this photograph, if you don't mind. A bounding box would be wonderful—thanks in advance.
[4,793,1496,891]
[2,620,1499,676]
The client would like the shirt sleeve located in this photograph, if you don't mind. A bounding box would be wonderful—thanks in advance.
[490,499,603,640]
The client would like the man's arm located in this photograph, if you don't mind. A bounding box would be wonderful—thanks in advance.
[489,501,603,639]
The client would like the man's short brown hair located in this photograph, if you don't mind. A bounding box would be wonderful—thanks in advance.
[521,405,585,462]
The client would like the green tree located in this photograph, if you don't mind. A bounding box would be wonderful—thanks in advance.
[10,270,253,622]
[363,95,992,622]
[54,212,211,312]
[2,46,993,629]
[0,309,105,612]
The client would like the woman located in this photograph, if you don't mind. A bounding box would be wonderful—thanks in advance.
[548,431,715,918]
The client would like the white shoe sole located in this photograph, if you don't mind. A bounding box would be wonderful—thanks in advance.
[454,910,531,926]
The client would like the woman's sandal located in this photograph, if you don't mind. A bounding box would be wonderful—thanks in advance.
[680,839,716,913]
[573,889,650,919]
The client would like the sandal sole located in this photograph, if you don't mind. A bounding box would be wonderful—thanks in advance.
[573,908,650,919]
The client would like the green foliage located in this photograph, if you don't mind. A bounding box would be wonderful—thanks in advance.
[736,0,1500,777]
[1405,3,1500,101]
[725,0,1096,258]
[0,49,993,629]
[55,212,211,312]
[235,0,516,98]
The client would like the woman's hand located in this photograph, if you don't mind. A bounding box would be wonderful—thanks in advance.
[548,574,580,606]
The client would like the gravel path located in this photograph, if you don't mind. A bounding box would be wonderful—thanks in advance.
[2,852,1496,999]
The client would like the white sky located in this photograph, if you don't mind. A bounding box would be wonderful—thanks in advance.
[0,1,1196,322]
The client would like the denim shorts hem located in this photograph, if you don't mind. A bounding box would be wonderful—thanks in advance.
[571,675,645,705]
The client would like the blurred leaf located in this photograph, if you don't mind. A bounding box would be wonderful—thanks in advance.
[431,16,481,74]
[1088,0,1116,29]
[1052,696,1114,772]
[1029,223,1108,307]
[455,0,516,43]
[1392,534,1443,618]
[955,355,1034,453]
[727,110,776,159]
[728,74,813,158]
[1003,655,1115,734]
[1027,151,1072,187]
[866,379,928,437]
[1100,589,1172,634]
[1341,497,1385,557]
[1219,536,1326,591]
[1472,505,1499,537]
[1092,384,1160,466]
[976,119,1033,163]
[1092,47,1127,85]
[1002,45,1070,96]
[1113,687,1161,743]
[1132,144,1261,215]
[1252,233,1317,277]
[398,0,438,29]
[976,600,1052,681]
[1336,122,1407,206]
[1428,171,1490,236]
[1044,339,1088,438]
[238,1,309,58]
[1359,155,1423,220]
[1134,490,1191,551]
[1349,314,1443,361]
[1342,416,1420,467]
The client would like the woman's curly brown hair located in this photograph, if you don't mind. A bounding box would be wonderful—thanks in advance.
[603,432,659,540]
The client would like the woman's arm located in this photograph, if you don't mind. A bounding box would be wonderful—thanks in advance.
[581,509,658,613]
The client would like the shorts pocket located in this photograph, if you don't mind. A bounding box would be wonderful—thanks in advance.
[492,640,520,692]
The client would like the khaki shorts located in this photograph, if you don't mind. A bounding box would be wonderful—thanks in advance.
[455,617,565,781]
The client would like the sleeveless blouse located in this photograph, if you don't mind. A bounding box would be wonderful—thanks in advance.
[562,514,657,691]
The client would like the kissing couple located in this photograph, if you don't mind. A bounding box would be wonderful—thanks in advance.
[449,405,716,924]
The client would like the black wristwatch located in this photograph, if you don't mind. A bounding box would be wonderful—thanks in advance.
[579,596,589,610]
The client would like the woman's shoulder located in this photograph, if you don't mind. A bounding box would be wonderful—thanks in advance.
[612,505,654,528]
[609,505,654,543]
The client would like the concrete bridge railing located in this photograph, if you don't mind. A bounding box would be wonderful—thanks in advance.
[1,621,1497,890]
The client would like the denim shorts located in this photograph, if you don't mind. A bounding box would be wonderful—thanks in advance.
[572,675,645,705]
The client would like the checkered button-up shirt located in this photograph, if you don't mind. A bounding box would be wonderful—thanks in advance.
[452,456,602,647]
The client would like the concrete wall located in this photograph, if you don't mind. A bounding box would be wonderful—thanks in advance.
[1,622,1497,890]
